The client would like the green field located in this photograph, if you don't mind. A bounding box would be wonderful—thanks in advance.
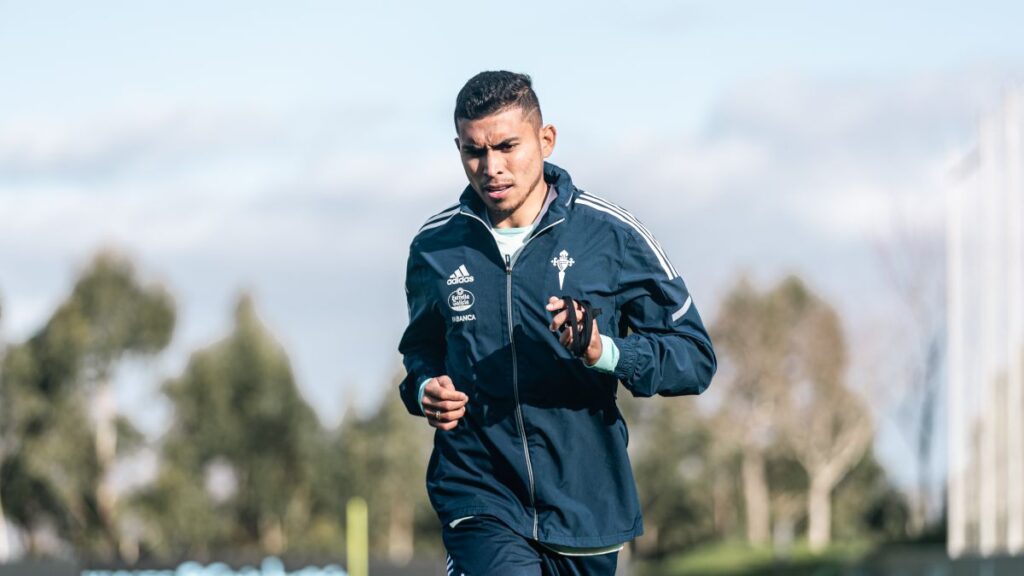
[636,540,874,576]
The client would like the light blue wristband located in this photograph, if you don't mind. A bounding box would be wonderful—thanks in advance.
[417,377,433,415]
[587,335,620,374]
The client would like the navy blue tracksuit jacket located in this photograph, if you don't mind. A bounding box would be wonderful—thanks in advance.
[398,162,717,549]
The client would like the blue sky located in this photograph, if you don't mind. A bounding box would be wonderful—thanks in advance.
[2,1,1023,493]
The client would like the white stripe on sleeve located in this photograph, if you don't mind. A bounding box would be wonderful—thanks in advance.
[576,198,677,279]
[672,295,693,322]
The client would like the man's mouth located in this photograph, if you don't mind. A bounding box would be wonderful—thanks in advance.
[484,183,513,200]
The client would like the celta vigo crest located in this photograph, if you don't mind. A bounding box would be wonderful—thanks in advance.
[551,250,575,290]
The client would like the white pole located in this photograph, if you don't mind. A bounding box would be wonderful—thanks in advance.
[979,112,999,555]
[1004,88,1024,554]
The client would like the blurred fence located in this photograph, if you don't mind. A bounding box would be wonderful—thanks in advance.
[0,557,449,576]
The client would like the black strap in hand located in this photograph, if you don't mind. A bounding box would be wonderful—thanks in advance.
[559,295,602,358]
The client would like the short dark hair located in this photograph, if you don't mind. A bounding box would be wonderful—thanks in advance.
[454,71,542,127]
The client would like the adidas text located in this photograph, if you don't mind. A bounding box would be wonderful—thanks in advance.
[447,264,475,285]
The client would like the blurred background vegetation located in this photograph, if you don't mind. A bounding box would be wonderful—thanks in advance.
[0,249,927,574]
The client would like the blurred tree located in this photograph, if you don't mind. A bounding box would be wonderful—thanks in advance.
[137,294,322,560]
[64,251,175,557]
[832,449,910,543]
[1,311,83,557]
[764,452,807,553]
[709,275,793,546]
[772,277,873,550]
[710,275,874,551]
[874,225,945,535]
[0,293,9,562]
[621,393,718,558]
[0,292,6,562]
[332,378,432,563]
[0,251,174,561]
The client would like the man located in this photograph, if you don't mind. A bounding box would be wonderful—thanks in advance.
[398,71,716,575]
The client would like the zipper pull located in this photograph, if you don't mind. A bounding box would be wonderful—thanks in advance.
[505,254,512,274]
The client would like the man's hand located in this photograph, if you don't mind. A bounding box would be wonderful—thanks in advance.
[422,375,468,431]
[546,296,603,366]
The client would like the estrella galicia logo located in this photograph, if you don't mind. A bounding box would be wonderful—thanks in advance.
[447,287,475,312]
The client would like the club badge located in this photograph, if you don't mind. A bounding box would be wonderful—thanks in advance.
[551,249,575,290]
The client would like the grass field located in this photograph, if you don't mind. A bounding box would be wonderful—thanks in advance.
[635,540,874,576]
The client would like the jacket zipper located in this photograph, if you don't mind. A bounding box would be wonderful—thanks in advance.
[460,210,564,540]
[504,252,538,539]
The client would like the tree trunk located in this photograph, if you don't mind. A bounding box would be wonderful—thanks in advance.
[742,448,770,546]
[713,476,736,537]
[634,524,659,557]
[0,488,9,562]
[808,474,832,551]
[94,378,120,558]
[911,336,941,535]
[259,515,285,555]
[26,523,39,557]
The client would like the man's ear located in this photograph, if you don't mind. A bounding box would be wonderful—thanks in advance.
[539,124,557,158]
[453,137,461,151]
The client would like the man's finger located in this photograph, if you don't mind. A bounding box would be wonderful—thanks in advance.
[559,326,572,347]
[549,310,568,332]
[547,297,567,331]
[430,406,466,423]
[425,381,467,402]
[427,409,463,431]
[430,419,458,431]
[422,396,467,412]
[545,296,564,309]
[548,297,588,333]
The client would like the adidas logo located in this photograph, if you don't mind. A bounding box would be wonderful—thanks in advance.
[447,264,475,285]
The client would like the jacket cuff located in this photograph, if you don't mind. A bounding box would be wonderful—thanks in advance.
[611,336,638,382]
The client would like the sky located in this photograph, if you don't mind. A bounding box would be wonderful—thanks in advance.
[2,0,1023,494]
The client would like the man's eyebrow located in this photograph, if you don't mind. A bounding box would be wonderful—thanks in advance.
[462,138,519,151]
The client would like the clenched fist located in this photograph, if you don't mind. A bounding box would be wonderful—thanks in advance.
[421,375,468,431]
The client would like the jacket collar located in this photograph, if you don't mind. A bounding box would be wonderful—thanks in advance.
[458,161,577,228]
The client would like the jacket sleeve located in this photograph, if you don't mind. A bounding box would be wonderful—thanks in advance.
[609,230,716,397]
[397,245,447,415]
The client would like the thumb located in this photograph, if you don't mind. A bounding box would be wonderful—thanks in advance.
[435,375,467,399]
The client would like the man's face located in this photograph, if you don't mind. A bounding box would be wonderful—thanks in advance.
[455,107,556,227]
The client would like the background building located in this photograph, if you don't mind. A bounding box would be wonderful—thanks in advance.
[948,87,1024,557]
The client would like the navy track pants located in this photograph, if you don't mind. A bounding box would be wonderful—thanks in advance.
[441,515,619,576]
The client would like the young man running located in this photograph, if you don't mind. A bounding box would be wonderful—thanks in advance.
[398,71,716,575]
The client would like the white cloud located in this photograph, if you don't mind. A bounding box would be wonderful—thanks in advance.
[0,102,279,181]
[569,68,1004,250]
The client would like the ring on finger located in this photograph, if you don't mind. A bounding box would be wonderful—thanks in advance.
[435,409,443,420]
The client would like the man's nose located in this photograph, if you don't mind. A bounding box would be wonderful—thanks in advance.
[482,149,504,177]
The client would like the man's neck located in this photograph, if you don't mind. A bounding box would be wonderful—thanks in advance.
[489,182,551,229]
